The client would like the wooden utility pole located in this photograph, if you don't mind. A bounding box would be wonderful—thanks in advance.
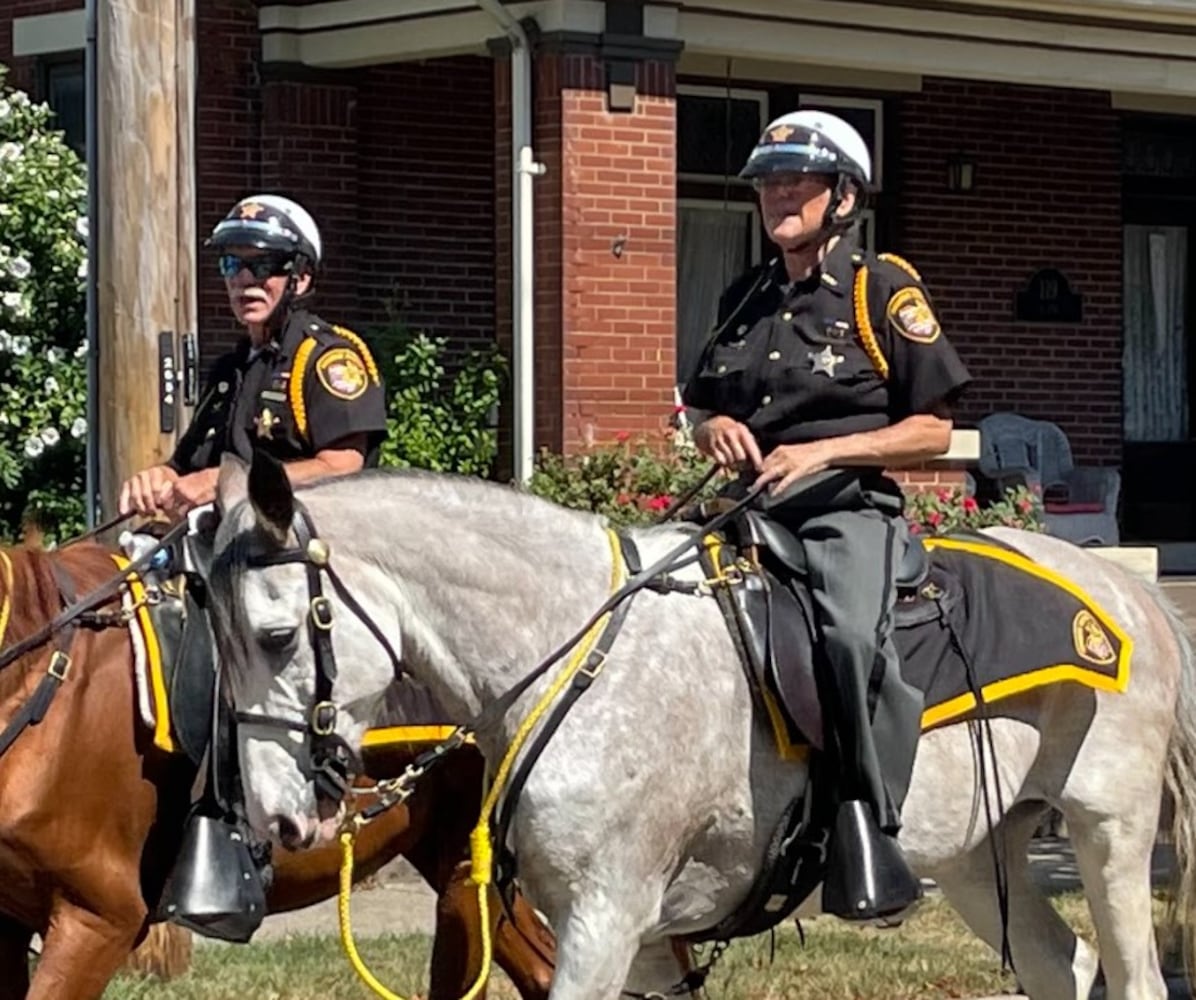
[95,0,196,516]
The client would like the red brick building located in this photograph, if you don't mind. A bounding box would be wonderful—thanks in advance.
[4,1,1196,550]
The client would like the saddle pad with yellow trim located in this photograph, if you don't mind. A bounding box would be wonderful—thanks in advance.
[904,536,1131,730]
[112,556,176,755]
[710,532,1132,759]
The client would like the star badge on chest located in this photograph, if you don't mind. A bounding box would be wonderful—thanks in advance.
[255,406,280,440]
[809,344,845,377]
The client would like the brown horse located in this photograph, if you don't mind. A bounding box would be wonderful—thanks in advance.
[0,541,555,1000]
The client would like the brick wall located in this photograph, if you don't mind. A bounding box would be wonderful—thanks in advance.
[898,79,1123,465]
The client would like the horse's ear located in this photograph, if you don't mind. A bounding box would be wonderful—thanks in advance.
[248,449,294,545]
[216,453,249,515]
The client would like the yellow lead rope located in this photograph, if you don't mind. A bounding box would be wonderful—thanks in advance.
[339,528,626,999]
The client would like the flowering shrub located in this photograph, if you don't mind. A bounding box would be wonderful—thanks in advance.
[525,432,723,526]
[904,483,1044,535]
[0,68,88,542]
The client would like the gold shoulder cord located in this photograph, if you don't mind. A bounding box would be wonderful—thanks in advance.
[289,337,319,441]
[877,252,922,283]
[852,265,891,380]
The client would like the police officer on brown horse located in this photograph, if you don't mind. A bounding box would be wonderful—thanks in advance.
[116,194,387,939]
[120,194,387,517]
[683,111,972,919]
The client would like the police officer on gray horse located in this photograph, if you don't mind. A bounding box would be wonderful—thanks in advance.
[683,110,972,919]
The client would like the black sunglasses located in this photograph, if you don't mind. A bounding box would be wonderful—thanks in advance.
[218,253,294,280]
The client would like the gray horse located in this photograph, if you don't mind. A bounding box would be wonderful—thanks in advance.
[208,456,1196,1000]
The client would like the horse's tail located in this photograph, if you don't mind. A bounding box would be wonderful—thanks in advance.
[1160,584,1196,975]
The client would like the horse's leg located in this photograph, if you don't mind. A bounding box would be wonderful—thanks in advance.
[1066,807,1167,999]
[548,894,653,1000]
[0,917,32,1000]
[932,803,1100,1000]
[27,900,139,1000]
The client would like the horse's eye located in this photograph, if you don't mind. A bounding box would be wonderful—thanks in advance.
[257,626,298,654]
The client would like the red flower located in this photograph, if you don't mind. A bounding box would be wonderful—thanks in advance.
[962,496,979,513]
[908,522,921,534]
[615,431,631,443]
[936,489,952,503]
[1017,498,1033,513]
[927,510,944,526]
[645,494,673,511]
[615,492,633,505]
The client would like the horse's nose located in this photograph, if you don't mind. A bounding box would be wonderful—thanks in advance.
[275,814,314,852]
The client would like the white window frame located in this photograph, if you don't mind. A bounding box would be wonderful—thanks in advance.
[676,83,769,185]
[798,93,885,190]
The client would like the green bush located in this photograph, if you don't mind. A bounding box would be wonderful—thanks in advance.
[363,320,507,478]
[0,69,88,542]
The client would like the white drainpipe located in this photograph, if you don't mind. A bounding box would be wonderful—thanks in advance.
[475,1,545,483]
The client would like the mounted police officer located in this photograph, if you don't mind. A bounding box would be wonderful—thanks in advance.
[119,194,387,517]
[115,194,387,941]
[683,111,972,920]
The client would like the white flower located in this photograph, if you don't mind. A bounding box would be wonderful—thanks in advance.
[11,336,30,356]
[0,142,23,163]
[0,413,9,426]
[46,347,63,365]
[8,258,30,280]
[23,437,44,458]
[0,331,11,352]
[43,376,59,394]
[70,417,87,439]
[75,216,89,240]
[46,189,59,201]
[74,339,88,359]
[77,259,87,280]
[0,100,10,121]
[10,91,28,107]
[39,427,60,446]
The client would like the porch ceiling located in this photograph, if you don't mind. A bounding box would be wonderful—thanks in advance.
[258,0,1196,98]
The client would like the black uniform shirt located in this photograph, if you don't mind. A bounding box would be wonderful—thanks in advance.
[168,309,388,474]
[683,237,972,455]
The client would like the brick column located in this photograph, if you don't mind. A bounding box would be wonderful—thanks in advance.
[519,53,677,454]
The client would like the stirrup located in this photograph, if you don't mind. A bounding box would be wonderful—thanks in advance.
[821,800,922,922]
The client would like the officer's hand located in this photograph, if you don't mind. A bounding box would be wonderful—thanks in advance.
[754,442,831,496]
[169,468,221,516]
[694,416,764,471]
[119,465,179,516]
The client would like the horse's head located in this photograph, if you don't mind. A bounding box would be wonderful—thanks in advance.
[208,453,401,850]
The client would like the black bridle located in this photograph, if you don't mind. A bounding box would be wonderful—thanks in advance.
[234,503,402,807]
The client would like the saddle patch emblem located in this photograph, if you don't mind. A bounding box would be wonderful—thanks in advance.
[316,347,368,400]
[1073,609,1116,666]
[255,406,280,440]
[887,287,941,344]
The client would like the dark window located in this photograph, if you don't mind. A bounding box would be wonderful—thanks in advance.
[41,57,85,156]
[677,92,764,180]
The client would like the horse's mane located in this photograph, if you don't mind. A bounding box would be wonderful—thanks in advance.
[0,541,123,697]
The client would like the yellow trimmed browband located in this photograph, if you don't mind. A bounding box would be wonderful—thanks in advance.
[852,266,891,380]
[288,326,381,441]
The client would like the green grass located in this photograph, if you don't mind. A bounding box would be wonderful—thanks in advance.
[100,893,1180,1000]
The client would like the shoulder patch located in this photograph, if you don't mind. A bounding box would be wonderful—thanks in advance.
[315,347,370,400]
[886,286,941,344]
